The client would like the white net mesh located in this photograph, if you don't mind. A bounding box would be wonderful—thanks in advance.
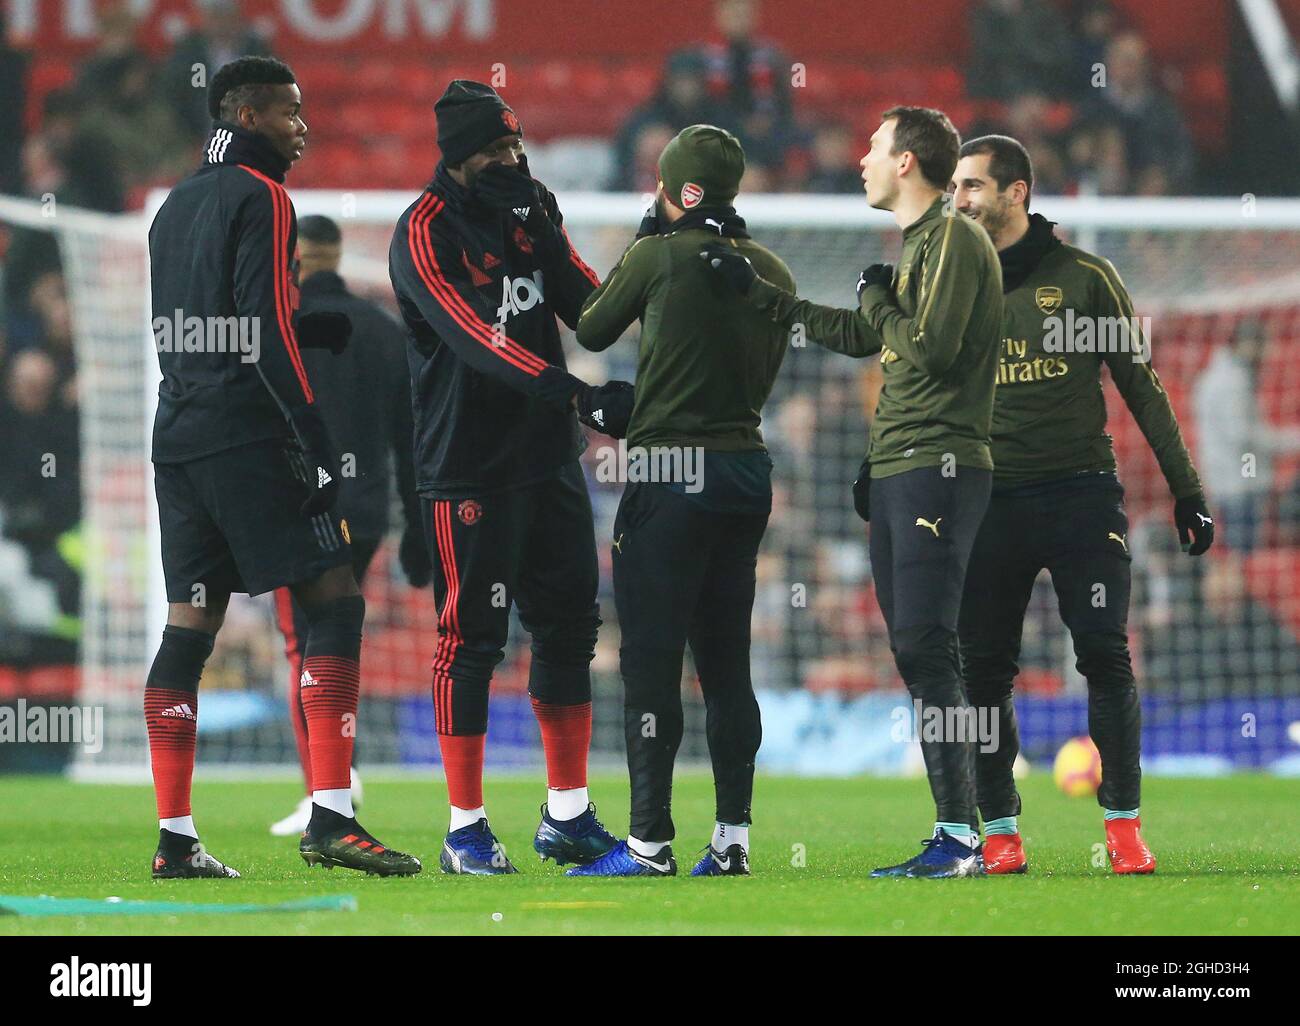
[3,192,1298,779]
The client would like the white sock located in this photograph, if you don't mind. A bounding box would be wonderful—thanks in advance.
[160,816,197,838]
[713,822,749,852]
[547,786,589,821]
[450,805,486,831]
[627,835,668,859]
[313,788,354,818]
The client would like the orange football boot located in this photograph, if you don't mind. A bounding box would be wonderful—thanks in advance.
[981,833,1027,874]
[1105,817,1156,874]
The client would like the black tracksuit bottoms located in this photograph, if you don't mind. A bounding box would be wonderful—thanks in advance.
[613,480,769,843]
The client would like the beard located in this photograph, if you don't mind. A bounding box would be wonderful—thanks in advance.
[975,197,1011,240]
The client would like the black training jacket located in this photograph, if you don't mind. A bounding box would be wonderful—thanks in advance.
[296,270,419,542]
[149,122,317,464]
[388,162,601,497]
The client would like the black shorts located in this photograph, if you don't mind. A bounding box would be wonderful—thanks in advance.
[154,438,352,602]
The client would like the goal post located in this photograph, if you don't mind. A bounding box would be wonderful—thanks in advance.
[3,190,1298,780]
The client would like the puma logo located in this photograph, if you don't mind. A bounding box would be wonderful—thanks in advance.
[612,532,624,554]
[1197,513,1213,527]
[705,218,725,235]
[915,517,942,537]
[1108,531,1128,553]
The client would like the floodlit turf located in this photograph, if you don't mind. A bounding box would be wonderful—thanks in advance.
[2,773,1296,935]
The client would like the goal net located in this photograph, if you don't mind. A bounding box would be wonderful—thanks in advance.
[2,191,1298,781]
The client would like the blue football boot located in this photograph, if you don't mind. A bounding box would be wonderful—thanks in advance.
[439,819,518,875]
[870,829,983,878]
[565,840,676,877]
[533,803,619,866]
[690,843,750,877]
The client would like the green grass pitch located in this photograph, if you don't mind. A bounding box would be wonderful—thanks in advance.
[2,773,1296,935]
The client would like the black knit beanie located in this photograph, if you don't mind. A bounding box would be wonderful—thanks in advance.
[435,80,521,166]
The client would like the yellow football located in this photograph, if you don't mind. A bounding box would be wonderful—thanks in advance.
[1053,736,1102,797]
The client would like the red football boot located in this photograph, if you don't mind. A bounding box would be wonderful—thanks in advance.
[1105,817,1156,874]
[981,832,1027,874]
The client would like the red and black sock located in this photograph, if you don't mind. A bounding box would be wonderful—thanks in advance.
[144,625,213,820]
[531,698,592,791]
[300,595,365,793]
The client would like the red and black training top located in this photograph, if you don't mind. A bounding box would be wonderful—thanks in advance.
[148,122,314,464]
[388,162,601,498]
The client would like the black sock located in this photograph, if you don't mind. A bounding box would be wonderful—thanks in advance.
[307,804,357,838]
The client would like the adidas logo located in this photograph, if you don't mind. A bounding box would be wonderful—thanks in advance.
[317,466,332,487]
[592,408,605,427]
[160,703,196,720]
[300,669,317,687]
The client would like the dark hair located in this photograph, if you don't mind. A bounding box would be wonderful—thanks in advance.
[960,134,1034,207]
[208,56,297,122]
[881,105,961,190]
[298,215,342,245]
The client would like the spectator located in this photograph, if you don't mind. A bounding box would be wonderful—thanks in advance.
[73,1,148,101]
[1069,0,1122,96]
[966,0,1074,100]
[80,52,195,192]
[21,89,126,212]
[1192,318,1300,552]
[0,348,81,551]
[611,52,732,190]
[690,0,795,171]
[0,8,28,195]
[1064,112,1128,194]
[803,122,863,194]
[1092,30,1194,193]
[164,0,271,141]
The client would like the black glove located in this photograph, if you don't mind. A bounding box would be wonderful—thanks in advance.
[287,407,340,518]
[1174,493,1215,556]
[575,380,635,438]
[398,521,432,588]
[856,263,893,298]
[473,160,542,216]
[294,310,352,354]
[699,244,757,295]
[635,203,660,239]
[852,455,871,523]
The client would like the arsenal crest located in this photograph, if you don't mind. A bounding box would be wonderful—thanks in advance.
[1035,286,1064,314]
[458,499,483,525]
[680,182,704,208]
[502,109,520,133]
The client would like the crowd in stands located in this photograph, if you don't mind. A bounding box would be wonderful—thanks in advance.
[0,0,1213,211]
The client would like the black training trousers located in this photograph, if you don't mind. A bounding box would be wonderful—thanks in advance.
[421,461,601,736]
[959,473,1140,819]
[869,465,992,826]
[614,481,769,843]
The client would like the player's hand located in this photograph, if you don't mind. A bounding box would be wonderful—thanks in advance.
[1174,493,1215,556]
[474,160,542,216]
[398,522,432,588]
[700,244,757,295]
[287,408,341,518]
[856,263,893,297]
[635,203,660,239]
[852,455,871,523]
[575,380,635,438]
[294,310,352,354]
